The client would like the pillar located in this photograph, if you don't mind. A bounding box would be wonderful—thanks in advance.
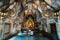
[17,23,21,32]
[47,18,51,33]
[10,22,14,33]
[57,15,60,39]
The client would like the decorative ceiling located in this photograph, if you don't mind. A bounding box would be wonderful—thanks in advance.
[0,0,59,20]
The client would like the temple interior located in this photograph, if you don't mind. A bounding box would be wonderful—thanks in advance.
[0,0,60,40]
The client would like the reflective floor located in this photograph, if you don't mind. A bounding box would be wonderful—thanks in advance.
[9,32,58,40]
[9,36,50,40]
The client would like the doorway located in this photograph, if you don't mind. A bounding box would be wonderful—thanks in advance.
[50,23,59,40]
[50,23,57,34]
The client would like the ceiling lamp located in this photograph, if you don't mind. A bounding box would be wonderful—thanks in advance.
[0,11,15,19]
[44,7,48,11]
[25,10,33,15]
[28,10,33,14]
[35,0,40,5]
[25,10,28,15]
[0,17,4,19]
[54,12,59,18]
[41,2,45,5]
[23,0,27,5]
[45,0,51,4]
[10,0,14,4]
[0,12,9,19]
[4,13,8,16]
[10,13,15,17]
[45,13,49,17]
[54,13,57,15]
[46,5,51,9]
[32,3,38,9]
